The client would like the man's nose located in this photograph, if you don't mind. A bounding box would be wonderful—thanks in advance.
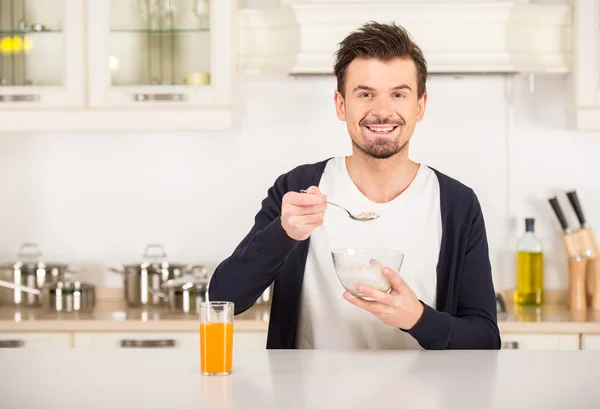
[370,97,394,119]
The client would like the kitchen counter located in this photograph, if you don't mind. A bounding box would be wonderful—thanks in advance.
[2,349,599,409]
[0,288,269,332]
[1,288,600,335]
[496,290,600,334]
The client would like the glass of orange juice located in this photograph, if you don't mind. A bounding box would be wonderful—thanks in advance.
[200,301,234,376]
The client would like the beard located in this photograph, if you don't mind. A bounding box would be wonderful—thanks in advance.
[354,117,407,159]
[353,137,407,159]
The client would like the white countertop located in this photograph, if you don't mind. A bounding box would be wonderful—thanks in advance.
[2,349,599,409]
[2,289,600,335]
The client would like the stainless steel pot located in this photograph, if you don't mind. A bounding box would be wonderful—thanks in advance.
[0,243,70,306]
[0,276,95,313]
[110,244,207,307]
[152,272,209,314]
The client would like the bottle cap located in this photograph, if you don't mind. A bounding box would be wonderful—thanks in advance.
[525,218,535,232]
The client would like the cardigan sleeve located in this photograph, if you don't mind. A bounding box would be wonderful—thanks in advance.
[208,172,301,315]
[406,191,501,350]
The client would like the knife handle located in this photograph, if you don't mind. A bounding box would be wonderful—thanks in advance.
[566,190,586,228]
[549,197,569,233]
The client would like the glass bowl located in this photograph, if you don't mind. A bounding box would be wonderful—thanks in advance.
[331,248,404,299]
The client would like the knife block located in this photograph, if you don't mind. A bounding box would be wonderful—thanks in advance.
[563,229,600,311]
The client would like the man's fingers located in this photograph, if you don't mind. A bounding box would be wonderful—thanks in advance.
[284,191,326,206]
[288,212,325,225]
[343,291,390,315]
[355,283,396,306]
[285,203,327,216]
[383,268,409,294]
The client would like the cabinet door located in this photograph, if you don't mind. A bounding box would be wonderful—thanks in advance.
[0,332,71,348]
[0,0,85,108]
[234,332,267,350]
[501,333,580,350]
[571,0,600,130]
[73,331,268,350]
[581,335,600,350]
[73,332,199,349]
[86,0,234,111]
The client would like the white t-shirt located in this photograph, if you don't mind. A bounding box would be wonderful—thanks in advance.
[295,157,442,350]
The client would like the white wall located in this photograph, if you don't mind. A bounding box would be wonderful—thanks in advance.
[1,73,599,292]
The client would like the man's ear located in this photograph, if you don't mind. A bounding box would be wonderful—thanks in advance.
[334,90,346,121]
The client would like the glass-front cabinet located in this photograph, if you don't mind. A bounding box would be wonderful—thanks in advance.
[0,0,84,108]
[0,0,235,131]
[87,0,233,111]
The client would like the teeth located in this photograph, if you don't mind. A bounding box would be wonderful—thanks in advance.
[368,126,394,133]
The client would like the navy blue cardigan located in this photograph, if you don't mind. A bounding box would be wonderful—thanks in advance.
[208,159,501,350]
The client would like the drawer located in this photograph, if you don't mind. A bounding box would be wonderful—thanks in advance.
[73,332,198,349]
[581,335,600,350]
[501,333,580,350]
[73,331,268,350]
[0,332,71,348]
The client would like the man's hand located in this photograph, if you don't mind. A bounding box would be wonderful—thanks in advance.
[343,267,425,330]
[280,186,327,241]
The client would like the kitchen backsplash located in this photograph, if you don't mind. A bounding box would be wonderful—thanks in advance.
[0,73,599,291]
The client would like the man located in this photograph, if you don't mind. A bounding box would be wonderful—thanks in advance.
[209,21,500,350]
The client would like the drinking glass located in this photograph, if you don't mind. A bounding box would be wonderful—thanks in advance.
[200,301,234,376]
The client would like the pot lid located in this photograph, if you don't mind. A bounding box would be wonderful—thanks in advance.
[49,280,95,291]
[163,272,209,289]
[47,270,95,291]
[122,244,190,269]
[0,243,69,272]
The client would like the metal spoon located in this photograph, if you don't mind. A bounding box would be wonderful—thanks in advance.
[300,190,379,221]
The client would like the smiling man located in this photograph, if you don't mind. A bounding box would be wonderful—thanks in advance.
[209,21,501,350]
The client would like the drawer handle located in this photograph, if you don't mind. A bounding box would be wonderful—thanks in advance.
[502,341,520,350]
[132,93,187,102]
[119,339,177,348]
[0,340,25,348]
[0,94,40,102]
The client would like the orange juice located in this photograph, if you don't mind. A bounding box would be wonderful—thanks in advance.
[200,322,233,374]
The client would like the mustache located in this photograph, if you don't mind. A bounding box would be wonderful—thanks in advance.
[360,118,404,126]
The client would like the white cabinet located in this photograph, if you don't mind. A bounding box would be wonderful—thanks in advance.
[569,0,600,130]
[0,332,72,348]
[234,331,267,350]
[73,331,267,350]
[0,0,236,131]
[581,335,600,350]
[84,0,235,130]
[500,333,580,350]
[0,0,85,109]
[73,332,199,349]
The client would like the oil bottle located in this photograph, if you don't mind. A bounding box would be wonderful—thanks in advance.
[515,218,544,305]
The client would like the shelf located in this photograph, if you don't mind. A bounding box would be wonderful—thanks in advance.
[0,29,62,35]
[110,28,209,34]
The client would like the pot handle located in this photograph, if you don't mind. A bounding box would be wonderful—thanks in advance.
[187,264,208,279]
[16,242,42,261]
[109,267,125,275]
[143,244,167,261]
[149,288,167,299]
[0,279,41,295]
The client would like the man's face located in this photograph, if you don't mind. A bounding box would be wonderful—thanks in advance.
[334,57,427,159]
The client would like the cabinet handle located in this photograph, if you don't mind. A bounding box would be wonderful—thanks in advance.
[0,94,40,102]
[119,339,177,348]
[502,341,520,350]
[132,93,187,102]
[0,340,25,348]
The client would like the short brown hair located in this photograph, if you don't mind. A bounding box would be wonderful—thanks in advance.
[333,21,428,98]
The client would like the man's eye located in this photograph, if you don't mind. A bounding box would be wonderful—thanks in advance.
[393,93,405,98]
[359,92,373,98]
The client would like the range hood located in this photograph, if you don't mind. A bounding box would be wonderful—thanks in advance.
[238,1,572,75]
